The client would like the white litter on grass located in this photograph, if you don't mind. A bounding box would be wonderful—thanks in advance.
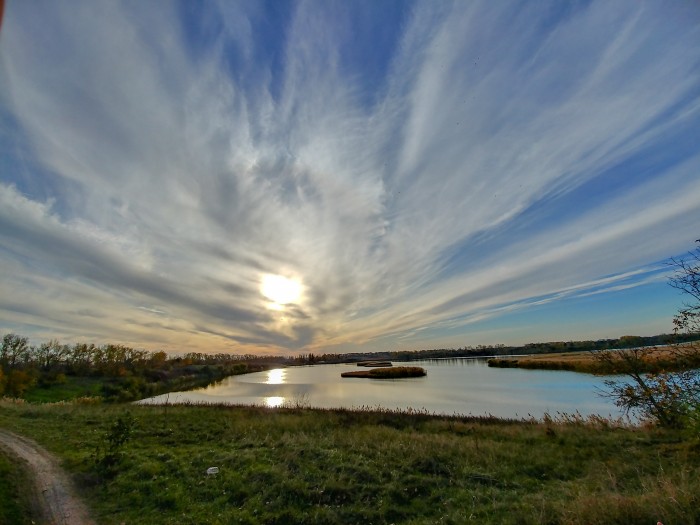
[206,467,219,475]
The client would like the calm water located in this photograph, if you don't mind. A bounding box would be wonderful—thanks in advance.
[139,358,627,420]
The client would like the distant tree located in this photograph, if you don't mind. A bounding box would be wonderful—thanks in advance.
[4,369,34,397]
[618,335,645,348]
[67,343,98,375]
[1,333,30,369]
[597,241,700,428]
[149,350,168,368]
[34,339,70,371]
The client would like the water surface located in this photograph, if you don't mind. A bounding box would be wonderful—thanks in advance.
[140,358,626,420]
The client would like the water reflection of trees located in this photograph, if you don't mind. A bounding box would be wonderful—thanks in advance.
[417,357,490,367]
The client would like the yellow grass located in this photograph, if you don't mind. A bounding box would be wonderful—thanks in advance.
[488,345,700,374]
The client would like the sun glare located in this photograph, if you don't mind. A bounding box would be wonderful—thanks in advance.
[265,396,285,408]
[261,274,302,306]
[266,368,286,384]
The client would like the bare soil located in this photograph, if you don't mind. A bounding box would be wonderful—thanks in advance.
[0,429,94,525]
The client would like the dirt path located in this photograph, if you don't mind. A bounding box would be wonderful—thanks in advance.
[0,429,95,525]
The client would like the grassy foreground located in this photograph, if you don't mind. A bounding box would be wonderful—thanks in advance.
[0,400,699,525]
[0,447,36,525]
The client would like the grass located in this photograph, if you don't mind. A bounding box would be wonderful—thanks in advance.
[487,345,700,374]
[0,399,699,524]
[23,376,104,403]
[0,447,36,525]
[19,365,254,404]
[488,352,609,373]
[341,366,427,378]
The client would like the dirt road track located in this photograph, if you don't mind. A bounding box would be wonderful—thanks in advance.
[0,429,95,525]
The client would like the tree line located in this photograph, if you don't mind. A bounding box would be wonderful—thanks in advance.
[290,333,700,366]
[0,335,286,401]
[3,239,698,424]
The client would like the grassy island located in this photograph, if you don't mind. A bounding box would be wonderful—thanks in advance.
[341,366,427,378]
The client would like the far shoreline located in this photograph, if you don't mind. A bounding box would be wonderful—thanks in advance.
[487,344,700,374]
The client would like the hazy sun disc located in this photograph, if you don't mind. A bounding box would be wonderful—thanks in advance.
[261,274,302,305]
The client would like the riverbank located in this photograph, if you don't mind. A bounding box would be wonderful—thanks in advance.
[0,399,697,524]
[487,345,700,374]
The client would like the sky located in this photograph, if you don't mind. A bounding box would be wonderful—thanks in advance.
[1,1,699,356]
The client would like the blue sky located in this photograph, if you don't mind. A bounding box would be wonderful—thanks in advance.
[1,0,699,355]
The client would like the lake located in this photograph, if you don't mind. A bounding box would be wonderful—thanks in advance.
[139,358,628,420]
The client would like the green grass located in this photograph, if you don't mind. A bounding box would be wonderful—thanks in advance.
[19,365,260,404]
[0,400,698,524]
[24,376,104,403]
[0,447,36,525]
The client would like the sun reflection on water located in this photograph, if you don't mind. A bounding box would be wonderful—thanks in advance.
[265,396,285,408]
[266,368,286,384]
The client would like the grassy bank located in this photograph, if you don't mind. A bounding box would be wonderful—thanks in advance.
[487,345,700,374]
[488,352,609,373]
[0,400,698,524]
[18,363,271,405]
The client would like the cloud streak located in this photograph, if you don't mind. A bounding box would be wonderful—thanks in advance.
[1,0,699,353]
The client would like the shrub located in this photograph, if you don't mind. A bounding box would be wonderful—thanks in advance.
[93,412,135,480]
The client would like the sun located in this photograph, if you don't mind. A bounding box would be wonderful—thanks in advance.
[260,274,302,306]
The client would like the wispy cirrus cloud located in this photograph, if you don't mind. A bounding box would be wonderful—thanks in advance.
[1,0,699,353]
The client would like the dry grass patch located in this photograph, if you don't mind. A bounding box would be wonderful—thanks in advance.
[488,345,700,374]
[341,366,427,378]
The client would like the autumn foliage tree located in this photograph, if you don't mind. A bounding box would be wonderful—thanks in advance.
[0,333,35,397]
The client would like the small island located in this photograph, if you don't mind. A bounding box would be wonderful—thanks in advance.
[356,360,393,367]
[341,366,427,379]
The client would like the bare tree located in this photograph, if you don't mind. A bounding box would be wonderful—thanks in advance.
[669,240,700,336]
[1,333,30,369]
[596,241,700,428]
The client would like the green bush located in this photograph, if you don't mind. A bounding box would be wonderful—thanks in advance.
[92,411,135,480]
